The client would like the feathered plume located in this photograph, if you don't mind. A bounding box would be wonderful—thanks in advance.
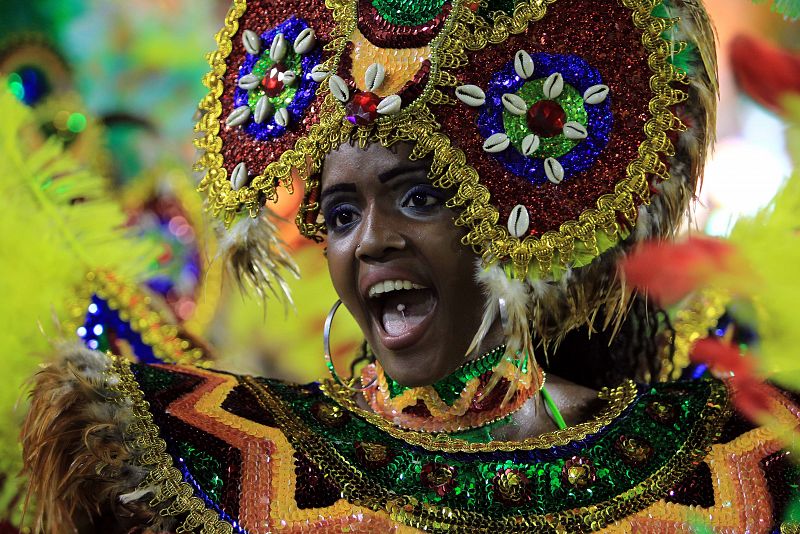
[215,210,300,309]
[470,262,541,404]
[0,86,154,524]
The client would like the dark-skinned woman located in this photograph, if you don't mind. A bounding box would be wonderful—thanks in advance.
[22,0,800,532]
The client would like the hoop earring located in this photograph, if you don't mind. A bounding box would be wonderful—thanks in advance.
[323,299,377,391]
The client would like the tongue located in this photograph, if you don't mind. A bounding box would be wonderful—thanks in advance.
[380,289,435,337]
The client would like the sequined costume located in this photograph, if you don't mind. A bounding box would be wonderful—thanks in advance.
[24,343,800,533]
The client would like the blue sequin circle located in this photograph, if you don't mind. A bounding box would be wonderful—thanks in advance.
[234,17,322,141]
[478,53,613,185]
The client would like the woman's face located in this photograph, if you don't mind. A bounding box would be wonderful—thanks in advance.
[320,142,496,387]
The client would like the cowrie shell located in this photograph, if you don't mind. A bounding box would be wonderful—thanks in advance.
[365,63,386,92]
[231,162,249,190]
[483,133,510,153]
[502,93,527,116]
[377,94,402,115]
[521,134,540,156]
[507,204,530,238]
[584,84,610,105]
[275,107,290,127]
[544,158,564,184]
[238,74,260,90]
[514,50,535,80]
[563,121,588,140]
[254,96,273,124]
[270,33,288,62]
[328,75,350,102]
[310,64,329,83]
[293,28,316,55]
[242,30,261,55]
[543,72,564,99]
[455,85,486,107]
[281,70,297,86]
[227,105,252,127]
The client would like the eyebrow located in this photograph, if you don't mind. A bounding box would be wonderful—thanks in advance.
[320,163,430,198]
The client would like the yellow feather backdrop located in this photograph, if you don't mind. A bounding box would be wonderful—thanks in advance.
[0,87,154,521]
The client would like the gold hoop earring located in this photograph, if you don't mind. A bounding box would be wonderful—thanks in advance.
[323,299,376,391]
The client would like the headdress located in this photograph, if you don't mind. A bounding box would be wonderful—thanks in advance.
[196,0,718,371]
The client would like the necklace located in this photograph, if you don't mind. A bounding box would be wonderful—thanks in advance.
[361,345,546,433]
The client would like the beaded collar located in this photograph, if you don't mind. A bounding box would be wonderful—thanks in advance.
[361,345,544,433]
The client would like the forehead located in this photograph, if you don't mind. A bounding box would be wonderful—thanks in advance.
[320,141,422,190]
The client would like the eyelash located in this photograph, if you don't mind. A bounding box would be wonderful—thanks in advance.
[323,185,445,233]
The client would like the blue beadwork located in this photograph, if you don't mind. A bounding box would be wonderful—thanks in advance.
[478,53,613,185]
[233,17,322,141]
[78,295,162,364]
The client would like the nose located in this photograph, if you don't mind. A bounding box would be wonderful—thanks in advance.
[355,207,406,261]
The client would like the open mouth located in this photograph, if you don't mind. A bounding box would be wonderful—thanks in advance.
[367,280,437,350]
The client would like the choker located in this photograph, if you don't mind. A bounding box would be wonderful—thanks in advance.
[361,345,544,433]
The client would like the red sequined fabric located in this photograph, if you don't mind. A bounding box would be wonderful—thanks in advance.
[434,0,654,234]
[357,0,451,48]
[219,2,334,180]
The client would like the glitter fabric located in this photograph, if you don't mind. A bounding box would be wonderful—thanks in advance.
[357,0,451,48]
[370,0,447,26]
[233,17,322,142]
[450,28,624,232]
[110,359,800,532]
[216,1,334,182]
[348,28,431,97]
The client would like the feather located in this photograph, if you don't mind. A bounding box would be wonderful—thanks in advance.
[0,88,154,520]
[215,211,300,310]
[21,344,171,533]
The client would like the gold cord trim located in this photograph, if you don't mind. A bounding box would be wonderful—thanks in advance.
[323,378,637,452]
[109,358,233,533]
[246,376,729,533]
[660,289,729,382]
[195,0,691,279]
[68,270,211,366]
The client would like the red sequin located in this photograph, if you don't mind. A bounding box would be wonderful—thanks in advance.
[261,63,288,97]
[526,100,566,138]
[345,91,381,125]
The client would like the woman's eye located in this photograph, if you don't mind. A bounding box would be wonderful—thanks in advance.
[402,187,444,210]
[325,205,360,231]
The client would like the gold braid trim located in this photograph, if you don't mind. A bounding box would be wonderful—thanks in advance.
[109,358,233,533]
[325,378,637,452]
[660,289,729,382]
[246,376,729,533]
[68,270,211,366]
[196,0,689,279]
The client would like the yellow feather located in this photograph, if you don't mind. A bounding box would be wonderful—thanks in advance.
[0,87,154,521]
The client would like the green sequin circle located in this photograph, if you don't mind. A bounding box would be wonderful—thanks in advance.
[247,51,302,112]
[503,79,588,159]
[371,0,447,26]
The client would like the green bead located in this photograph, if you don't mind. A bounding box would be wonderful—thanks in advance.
[503,79,588,160]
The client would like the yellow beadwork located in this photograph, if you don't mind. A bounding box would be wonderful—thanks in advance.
[349,28,431,96]
[68,270,210,366]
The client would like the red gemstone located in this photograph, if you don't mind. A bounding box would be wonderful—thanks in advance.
[345,91,381,125]
[261,63,287,97]
[526,99,567,138]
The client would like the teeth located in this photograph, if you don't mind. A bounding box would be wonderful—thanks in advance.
[367,280,426,298]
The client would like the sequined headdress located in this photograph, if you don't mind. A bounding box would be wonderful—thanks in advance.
[196,0,717,356]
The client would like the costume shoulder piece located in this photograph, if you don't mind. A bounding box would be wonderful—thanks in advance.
[23,350,800,533]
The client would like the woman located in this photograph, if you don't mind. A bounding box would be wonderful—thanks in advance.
[22,0,800,532]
